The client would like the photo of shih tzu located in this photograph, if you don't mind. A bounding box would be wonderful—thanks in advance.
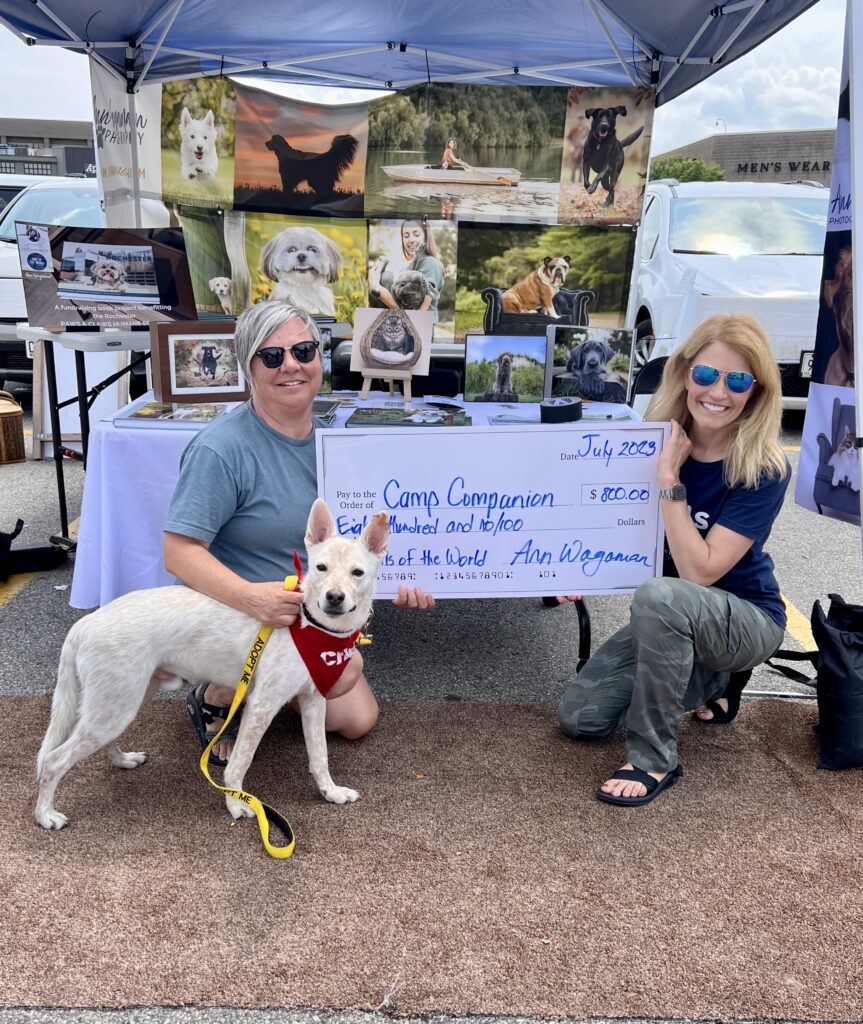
[88,258,127,292]
[259,225,342,317]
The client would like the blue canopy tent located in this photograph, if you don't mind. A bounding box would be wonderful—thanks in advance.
[0,0,819,101]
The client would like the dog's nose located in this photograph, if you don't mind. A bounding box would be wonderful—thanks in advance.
[325,589,345,607]
[296,253,307,264]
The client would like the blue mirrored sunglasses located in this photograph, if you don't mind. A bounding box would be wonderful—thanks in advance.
[255,341,319,368]
[690,363,756,394]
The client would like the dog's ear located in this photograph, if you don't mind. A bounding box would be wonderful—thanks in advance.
[563,255,572,265]
[259,234,280,280]
[208,277,217,290]
[824,275,840,309]
[320,234,343,284]
[615,106,627,116]
[305,498,337,548]
[585,108,597,118]
[204,109,215,129]
[360,511,389,558]
[181,107,191,128]
[569,344,584,370]
[602,343,614,361]
[542,256,553,267]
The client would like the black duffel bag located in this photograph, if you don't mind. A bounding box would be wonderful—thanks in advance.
[810,593,863,771]
[0,519,67,583]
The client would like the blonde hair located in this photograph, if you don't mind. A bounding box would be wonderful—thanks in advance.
[645,314,788,489]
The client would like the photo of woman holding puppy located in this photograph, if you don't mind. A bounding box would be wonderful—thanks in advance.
[558,314,790,806]
[163,300,434,765]
[368,219,446,324]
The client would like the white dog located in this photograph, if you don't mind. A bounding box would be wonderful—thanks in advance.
[259,225,342,317]
[208,275,233,314]
[179,106,219,181]
[89,258,126,292]
[35,500,389,832]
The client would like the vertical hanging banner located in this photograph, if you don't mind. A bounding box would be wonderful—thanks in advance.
[90,59,164,227]
[160,77,237,209]
[233,84,368,217]
[795,17,857,523]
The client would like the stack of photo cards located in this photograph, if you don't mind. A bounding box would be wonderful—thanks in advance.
[113,397,234,430]
[545,324,634,404]
[345,404,471,428]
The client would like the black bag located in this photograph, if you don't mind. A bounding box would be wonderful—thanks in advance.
[0,519,67,583]
[810,593,863,771]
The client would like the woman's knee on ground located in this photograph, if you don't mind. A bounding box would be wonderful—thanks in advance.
[630,577,701,632]
[558,682,619,739]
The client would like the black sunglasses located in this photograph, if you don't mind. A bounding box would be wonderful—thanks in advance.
[254,341,320,369]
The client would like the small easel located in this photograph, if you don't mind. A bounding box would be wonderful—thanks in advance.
[360,369,412,401]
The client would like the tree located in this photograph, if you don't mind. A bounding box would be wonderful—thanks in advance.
[650,155,725,183]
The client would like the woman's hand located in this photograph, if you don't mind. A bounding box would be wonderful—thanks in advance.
[554,595,583,604]
[392,585,436,610]
[368,257,384,293]
[658,418,693,485]
[242,581,304,627]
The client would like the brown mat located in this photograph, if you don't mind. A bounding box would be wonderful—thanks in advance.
[4,696,863,1019]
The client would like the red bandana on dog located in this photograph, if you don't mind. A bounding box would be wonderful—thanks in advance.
[288,550,360,697]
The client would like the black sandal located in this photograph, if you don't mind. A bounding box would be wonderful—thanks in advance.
[697,669,751,725]
[185,682,240,766]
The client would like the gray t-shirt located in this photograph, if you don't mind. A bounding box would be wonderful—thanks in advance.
[164,401,324,582]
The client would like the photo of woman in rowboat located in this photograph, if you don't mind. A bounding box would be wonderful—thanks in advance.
[441,137,472,171]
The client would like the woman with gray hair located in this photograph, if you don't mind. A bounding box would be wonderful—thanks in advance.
[163,300,434,764]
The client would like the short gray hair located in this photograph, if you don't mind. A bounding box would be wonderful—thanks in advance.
[234,300,322,389]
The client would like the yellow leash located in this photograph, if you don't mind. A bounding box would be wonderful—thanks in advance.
[199,574,299,859]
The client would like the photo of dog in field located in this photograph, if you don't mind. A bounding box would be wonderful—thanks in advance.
[546,325,633,402]
[234,83,368,215]
[161,77,236,208]
[259,224,343,317]
[464,333,548,403]
[558,85,653,225]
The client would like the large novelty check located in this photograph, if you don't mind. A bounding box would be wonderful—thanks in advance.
[315,422,669,599]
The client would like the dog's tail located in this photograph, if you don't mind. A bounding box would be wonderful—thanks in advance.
[36,632,81,779]
[620,126,645,148]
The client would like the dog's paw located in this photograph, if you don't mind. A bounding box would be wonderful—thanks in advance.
[36,808,69,830]
[603,194,615,207]
[225,795,256,820]
[322,784,360,805]
[114,750,147,769]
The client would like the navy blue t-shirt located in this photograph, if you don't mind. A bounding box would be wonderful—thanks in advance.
[662,457,790,627]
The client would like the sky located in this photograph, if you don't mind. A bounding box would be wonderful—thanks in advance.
[0,0,845,155]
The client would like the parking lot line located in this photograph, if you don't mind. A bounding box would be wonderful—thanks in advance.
[782,594,816,650]
[782,445,800,452]
[0,572,39,608]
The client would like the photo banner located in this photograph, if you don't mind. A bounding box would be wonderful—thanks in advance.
[795,18,858,524]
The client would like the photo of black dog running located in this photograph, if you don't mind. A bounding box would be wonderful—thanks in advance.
[558,85,654,226]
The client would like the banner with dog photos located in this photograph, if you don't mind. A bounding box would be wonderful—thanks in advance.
[135,77,653,227]
[795,27,858,524]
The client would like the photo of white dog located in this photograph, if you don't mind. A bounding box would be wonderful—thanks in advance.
[35,499,389,833]
[88,258,127,292]
[179,106,219,181]
[208,275,233,314]
[259,225,342,317]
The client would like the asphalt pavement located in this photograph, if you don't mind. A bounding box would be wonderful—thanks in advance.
[1,386,859,1024]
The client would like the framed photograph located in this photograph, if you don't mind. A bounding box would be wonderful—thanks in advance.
[544,324,634,403]
[350,307,433,377]
[149,321,249,404]
[464,332,547,403]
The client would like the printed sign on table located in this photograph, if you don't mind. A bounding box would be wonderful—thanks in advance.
[316,422,668,598]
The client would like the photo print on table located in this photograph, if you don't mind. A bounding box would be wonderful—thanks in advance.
[464,333,547,403]
[350,307,433,376]
[545,324,633,403]
[149,321,249,404]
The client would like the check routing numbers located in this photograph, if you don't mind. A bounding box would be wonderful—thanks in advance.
[315,422,669,599]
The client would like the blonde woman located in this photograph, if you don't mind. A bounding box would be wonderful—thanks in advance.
[558,314,790,806]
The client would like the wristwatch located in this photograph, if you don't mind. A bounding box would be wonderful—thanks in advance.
[658,483,687,501]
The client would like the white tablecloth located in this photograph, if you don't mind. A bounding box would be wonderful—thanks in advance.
[70,393,635,608]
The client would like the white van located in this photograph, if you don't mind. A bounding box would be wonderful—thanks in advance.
[0,172,66,212]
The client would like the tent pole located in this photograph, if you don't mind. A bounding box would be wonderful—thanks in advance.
[586,0,639,86]
[137,0,182,47]
[134,0,184,90]
[847,0,863,556]
[128,89,142,230]
[657,13,714,94]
